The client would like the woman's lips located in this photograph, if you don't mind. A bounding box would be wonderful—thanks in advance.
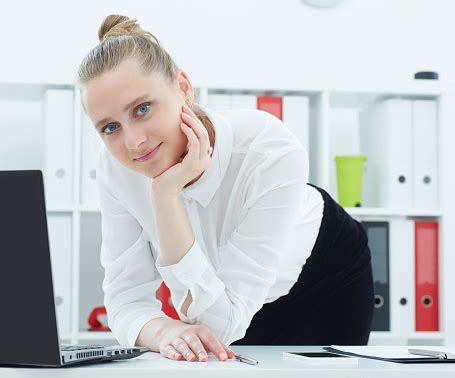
[134,143,162,162]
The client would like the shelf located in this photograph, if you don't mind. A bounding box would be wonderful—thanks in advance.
[0,82,73,101]
[370,331,444,340]
[47,207,74,213]
[344,207,443,218]
[193,76,449,96]
[2,79,453,346]
[410,332,444,339]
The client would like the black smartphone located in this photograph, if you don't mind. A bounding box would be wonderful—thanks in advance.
[283,351,358,364]
[289,352,347,358]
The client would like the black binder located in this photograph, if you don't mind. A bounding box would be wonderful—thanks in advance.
[360,221,390,331]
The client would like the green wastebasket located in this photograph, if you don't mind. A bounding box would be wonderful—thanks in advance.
[335,155,367,207]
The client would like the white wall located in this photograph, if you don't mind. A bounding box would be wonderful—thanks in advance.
[1,0,454,84]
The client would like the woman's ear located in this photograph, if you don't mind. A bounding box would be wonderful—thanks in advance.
[175,68,192,101]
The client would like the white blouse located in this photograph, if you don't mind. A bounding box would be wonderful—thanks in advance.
[96,103,324,347]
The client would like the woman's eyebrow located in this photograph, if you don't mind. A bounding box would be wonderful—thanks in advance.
[123,94,149,112]
[94,94,150,129]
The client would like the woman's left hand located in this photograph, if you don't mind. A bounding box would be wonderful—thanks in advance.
[151,105,213,197]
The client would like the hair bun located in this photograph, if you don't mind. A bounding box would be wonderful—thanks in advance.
[98,14,159,44]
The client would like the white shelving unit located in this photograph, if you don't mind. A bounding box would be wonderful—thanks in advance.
[1,77,454,347]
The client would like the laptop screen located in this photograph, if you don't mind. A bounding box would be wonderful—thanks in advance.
[0,170,61,366]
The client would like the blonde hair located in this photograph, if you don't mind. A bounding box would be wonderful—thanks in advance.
[78,14,215,144]
[78,14,178,85]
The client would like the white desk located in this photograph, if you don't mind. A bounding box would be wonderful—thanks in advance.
[2,346,455,378]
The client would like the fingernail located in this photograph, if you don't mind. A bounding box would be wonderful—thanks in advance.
[198,352,207,360]
[219,352,227,360]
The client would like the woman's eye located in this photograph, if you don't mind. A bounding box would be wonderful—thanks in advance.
[102,123,118,135]
[136,103,150,116]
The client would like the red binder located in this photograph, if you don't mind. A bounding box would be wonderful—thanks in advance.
[257,96,283,120]
[415,221,439,331]
[156,281,180,320]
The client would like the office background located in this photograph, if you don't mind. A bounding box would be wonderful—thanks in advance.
[1,0,454,84]
[1,0,454,348]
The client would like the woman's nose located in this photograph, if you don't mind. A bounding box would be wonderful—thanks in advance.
[124,125,147,150]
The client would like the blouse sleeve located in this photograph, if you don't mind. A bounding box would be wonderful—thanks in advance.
[97,151,172,346]
[155,142,309,345]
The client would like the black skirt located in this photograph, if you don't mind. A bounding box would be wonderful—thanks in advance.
[231,183,375,346]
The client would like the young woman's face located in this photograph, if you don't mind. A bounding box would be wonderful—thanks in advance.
[82,58,190,179]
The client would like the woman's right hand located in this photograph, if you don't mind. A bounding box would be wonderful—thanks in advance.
[158,322,236,362]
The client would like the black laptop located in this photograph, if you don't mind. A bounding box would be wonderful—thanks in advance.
[0,170,150,367]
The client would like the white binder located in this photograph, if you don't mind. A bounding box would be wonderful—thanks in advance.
[81,112,102,206]
[359,99,414,208]
[412,100,439,209]
[389,218,415,334]
[207,94,232,111]
[230,94,257,110]
[47,214,72,335]
[283,95,310,152]
[43,89,74,207]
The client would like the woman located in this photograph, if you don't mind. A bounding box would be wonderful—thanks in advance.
[78,14,374,363]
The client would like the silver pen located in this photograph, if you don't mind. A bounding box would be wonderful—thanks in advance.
[234,353,259,365]
[408,348,455,360]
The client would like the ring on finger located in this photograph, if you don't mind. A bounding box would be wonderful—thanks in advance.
[185,351,196,360]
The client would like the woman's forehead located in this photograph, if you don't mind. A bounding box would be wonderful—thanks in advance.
[88,61,165,96]
[83,64,168,116]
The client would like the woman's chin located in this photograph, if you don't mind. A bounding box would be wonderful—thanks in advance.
[143,161,172,179]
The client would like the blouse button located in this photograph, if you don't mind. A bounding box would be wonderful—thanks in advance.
[187,197,193,204]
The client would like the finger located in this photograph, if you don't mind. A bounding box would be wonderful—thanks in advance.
[182,105,200,123]
[181,111,208,142]
[182,334,208,362]
[163,344,183,360]
[181,111,205,140]
[199,331,228,361]
[221,342,236,359]
[172,338,197,361]
[181,106,210,160]
[180,123,200,161]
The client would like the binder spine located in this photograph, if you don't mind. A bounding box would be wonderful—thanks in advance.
[257,96,283,120]
[412,100,439,209]
[282,95,310,152]
[390,218,415,333]
[415,221,439,331]
[43,89,74,207]
[361,221,390,331]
